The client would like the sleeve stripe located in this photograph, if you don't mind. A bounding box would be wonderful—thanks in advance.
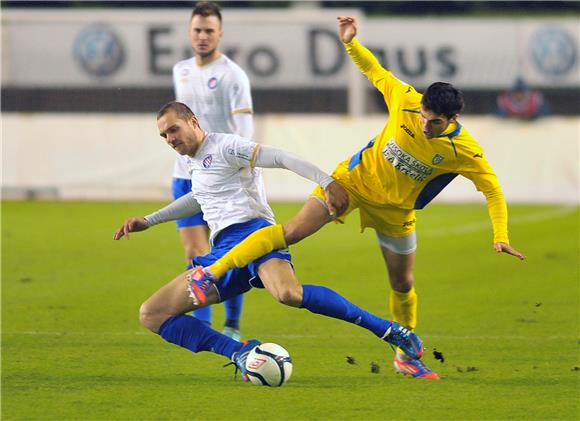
[232,108,253,115]
[250,144,261,168]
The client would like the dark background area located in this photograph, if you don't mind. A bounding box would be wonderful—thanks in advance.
[2,1,579,114]
[3,1,579,15]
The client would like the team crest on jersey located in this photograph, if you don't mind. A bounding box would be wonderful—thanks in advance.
[202,154,213,168]
[208,77,218,89]
[432,154,444,165]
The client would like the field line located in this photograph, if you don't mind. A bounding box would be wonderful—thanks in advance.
[422,205,577,238]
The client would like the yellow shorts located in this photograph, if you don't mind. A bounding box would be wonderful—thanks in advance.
[311,184,416,238]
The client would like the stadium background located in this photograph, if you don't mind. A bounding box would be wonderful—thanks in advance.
[2,0,579,203]
[2,1,579,420]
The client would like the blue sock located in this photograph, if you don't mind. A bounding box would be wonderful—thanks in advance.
[300,284,391,338]
[224,294,243,329]
[158,314,242,359]
[187,263,212,324]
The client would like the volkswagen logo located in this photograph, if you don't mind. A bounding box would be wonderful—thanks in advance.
[530,27,577,77]
[73,23,125,77]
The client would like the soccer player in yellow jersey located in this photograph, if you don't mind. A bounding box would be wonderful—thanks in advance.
[190,16,526,379]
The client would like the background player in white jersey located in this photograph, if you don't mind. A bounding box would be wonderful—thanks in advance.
[172,2,253,339]
[113,102,425,381]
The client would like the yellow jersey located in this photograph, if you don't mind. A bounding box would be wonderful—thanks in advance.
[341,39,509,244]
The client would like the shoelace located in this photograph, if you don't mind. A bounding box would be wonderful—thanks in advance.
[223,361,240,380]
[223,350,250,380]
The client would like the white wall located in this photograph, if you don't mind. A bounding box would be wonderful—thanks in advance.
[2,113,578,204]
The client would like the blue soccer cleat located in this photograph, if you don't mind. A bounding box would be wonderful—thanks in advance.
[186,266,214,306]
[394,351,440,379]
[382,322,424,360]
[230,339,261,382]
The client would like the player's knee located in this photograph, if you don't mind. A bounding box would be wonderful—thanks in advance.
[275,285,303,307]
[139,302,162,333]
[390,273,414,292]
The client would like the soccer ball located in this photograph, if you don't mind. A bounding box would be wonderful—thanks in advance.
[245,342,293,387]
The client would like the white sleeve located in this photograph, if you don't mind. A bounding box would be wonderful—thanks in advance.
[254,145,334,189]
[225,67,253,116]
[144,192,201,226]
[232,112,254,139]
[172,63,181,100]
[221,134,259,168]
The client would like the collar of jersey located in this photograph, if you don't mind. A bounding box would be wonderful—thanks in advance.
[434,122,462,140]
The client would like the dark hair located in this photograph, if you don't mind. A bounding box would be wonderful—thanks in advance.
[157,101,196,121]
[191,1,222,23]
[421,82,464,118]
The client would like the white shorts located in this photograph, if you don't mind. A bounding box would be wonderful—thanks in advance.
[376,231,417,255]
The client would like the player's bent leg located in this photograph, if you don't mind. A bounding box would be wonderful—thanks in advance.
[178,224,214,324]
[138,270,247,362]
[378,232,417,330]
[258,259,424,359]
[378,232,438,378]
[282,196,334,245]
[139,270,219,334]
[207,197,332,280]
[258,258,303,307]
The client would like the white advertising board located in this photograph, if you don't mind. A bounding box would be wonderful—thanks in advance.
[2,9,578,89]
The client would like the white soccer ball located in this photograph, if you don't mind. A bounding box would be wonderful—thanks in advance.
[245,342,293,387]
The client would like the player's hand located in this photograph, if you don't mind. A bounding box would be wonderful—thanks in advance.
[324,180,349,219]
[337,16,357,43]
[113,217,150,240]
[494,242,526,260]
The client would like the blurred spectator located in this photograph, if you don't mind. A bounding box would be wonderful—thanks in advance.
[496,77,550,120]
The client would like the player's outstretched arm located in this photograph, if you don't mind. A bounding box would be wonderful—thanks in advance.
[113,217,150,240]
[254,145,349,216]
[113,192,202,240]
[337,16,357,43]
[494,242,526,260]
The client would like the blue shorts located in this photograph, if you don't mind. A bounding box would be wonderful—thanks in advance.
[192,218,292,303]
[172,178,207,228]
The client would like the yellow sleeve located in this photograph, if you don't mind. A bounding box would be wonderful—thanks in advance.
[460,158,509,244]
[344,38,413,108]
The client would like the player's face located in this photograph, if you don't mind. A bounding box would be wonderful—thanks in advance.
[189,15,223,59]
[420,106,456,139]
[157,111,201,157]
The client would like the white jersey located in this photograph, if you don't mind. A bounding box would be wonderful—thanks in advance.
[183,132,274,243]
[173,55,253,179]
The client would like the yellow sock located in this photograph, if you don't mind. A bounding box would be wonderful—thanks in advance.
[209,224,287,279]
[390,287,417,331]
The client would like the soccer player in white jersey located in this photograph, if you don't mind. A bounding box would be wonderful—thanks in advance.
[113,102,427,382]
[172,2,253,340]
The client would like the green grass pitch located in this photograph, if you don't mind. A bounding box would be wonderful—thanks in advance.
[2,201,579,420]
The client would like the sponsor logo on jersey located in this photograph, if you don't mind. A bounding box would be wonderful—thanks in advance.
[400,124,415,139]
[432,154,444,165]
[202,154,213,168]
[227,147,251,161]
[207,77,218,89]
[382,139,433,182]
